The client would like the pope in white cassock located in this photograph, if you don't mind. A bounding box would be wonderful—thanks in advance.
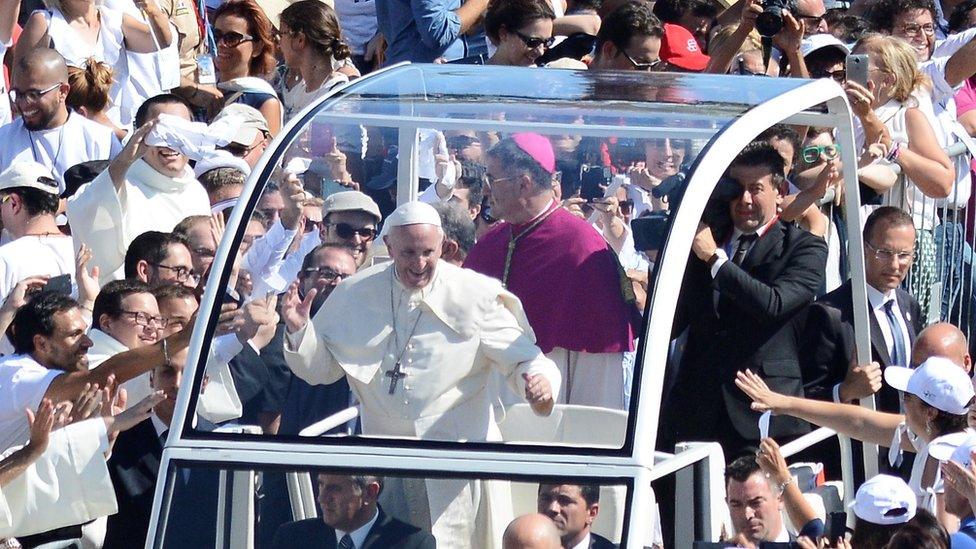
[282,201,561,548]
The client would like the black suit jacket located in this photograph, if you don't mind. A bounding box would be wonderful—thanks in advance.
[802,280,922,412]
[104,418,162,549]
[270,507,436,549]
[663,220,828,453]
[590,531,619,548]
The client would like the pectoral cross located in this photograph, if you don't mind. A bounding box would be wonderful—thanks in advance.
[385,361,408,394]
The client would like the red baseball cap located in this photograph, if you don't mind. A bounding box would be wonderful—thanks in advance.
[660,24,710,72]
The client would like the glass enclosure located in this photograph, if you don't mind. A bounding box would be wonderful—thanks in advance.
[177,65,826,458]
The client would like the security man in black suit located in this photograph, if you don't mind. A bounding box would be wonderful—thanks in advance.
[802,206,922,411]
[104,346,217,549]
[272,473,436,549]
[537,483,618,549]
[660,141,828,458]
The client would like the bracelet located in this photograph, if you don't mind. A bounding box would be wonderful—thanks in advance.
[886,142,902,163]
[777,476,795,493]
[161,337,170,366]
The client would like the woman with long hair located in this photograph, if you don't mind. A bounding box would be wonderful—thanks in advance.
[211,0,282,133]
[16,0,173,126]
[484,0,555,66]
[66,59,127,140]
[278,0,352,121]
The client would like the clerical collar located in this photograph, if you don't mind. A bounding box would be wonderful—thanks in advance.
[128,158,198,193]
[335,508,379,548]
[512,199,558,230]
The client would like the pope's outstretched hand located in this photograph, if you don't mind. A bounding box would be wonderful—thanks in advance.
[283,281,317,334]
[524,373,554,416]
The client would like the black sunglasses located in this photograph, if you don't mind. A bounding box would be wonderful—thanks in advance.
[213,30,255,48]
[327,222,376,241]
[512,29,555,49]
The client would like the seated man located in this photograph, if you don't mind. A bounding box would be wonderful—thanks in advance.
[88,279,162,404]
[537,483,617,549]
[67,94,211,283]
[270,474,435,549]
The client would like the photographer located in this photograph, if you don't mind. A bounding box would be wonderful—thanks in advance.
[659,141,827,458]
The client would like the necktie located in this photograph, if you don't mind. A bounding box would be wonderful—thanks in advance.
[338,534,354,549]
[884,300,907,367]
[159,429,168,447]
[732,233,757,265]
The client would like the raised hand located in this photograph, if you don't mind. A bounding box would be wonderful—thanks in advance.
[24,399,56,458]
[523,373,554,416]
[756,437,791,486]
[75,244,101,310]
[1,275,49,315]
[105,391,166,436]
[734,369,789,414]
[282,281,316,334]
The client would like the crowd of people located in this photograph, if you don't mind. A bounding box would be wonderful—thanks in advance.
[4,0,976,546]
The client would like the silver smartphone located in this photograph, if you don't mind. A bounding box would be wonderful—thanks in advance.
[846,54,869,87]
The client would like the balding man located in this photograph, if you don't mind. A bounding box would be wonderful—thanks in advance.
[0,48,120,188]
[503,514,562,549]
[282,201,561,547]
[912,322,973,373]
[795,0,829,35]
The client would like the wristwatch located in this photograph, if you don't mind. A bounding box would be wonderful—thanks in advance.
[706,251,721,267]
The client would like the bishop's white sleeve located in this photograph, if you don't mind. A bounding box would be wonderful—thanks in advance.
[0,419,117,538]
[479,295,561,407]
[66,169,128,282]
[282,321,343,386]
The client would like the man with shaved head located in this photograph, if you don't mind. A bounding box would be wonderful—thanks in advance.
[504,514,563,549]
[912,322,973,374]
[282,201,561,547]
[0,48,120,188]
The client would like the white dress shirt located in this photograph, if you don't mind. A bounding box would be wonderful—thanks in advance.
[335,508,379,548]
[866,284,912,367]
[569,533,591,549]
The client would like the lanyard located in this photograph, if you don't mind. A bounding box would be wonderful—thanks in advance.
[197,0,217,54]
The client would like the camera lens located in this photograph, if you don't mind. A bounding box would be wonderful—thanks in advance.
[756,11,784,36]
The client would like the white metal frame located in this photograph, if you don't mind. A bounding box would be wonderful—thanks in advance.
[148,67,875,547]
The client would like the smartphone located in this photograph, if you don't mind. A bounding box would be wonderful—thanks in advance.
[846,54,869,87]
[632,213,670,253]
[45,274,72,296]
[825,511,848,541]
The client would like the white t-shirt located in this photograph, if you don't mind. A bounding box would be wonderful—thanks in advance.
[0,235,75,305]
[0,112,121,191]
[0,355,61,452]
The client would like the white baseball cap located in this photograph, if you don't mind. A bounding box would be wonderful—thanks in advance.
[884,357,975,415]
[0,162,60,195]
[800,33,851,60]
[849,474,917,525]
[929,431,976,466]
[193,150,252,178]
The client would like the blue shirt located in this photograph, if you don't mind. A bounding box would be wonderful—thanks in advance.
[376,0,486,64]
[952,516,976,548]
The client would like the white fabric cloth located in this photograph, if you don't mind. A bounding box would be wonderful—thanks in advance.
[547,348,625,410]
[43,7,129,125]
[0,418,116,537]
[66,158,211,283]
[0,355,60,452]
[282,73,348,122]
[254,230,321,298]
[866,285,912,367]
[145,113,239,160]
[0,113,121,190]
[196,335,244,424]
[283,261,559,548]
[0,234,75,305]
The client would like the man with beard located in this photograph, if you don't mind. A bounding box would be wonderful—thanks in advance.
[67,94,211,283]
[0,48,120,188]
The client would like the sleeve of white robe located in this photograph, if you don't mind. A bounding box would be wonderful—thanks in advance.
[0,419,117,538]
[196,336,244,424]
[282,321,344,386]
[66,169,128,280]
[242,220,297,280]
[479,294,561,405]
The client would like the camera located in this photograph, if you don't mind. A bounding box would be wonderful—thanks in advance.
[579,164,613,201]
[756,0,798,37]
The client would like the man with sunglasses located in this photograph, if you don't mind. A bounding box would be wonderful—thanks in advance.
[0,48,120,189]
[800,34,850,83]
[320,190,382,269]
[0,162,75,309]
[589,2,666,72]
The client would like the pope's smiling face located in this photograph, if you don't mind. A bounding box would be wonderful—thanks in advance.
[384,223,444,290]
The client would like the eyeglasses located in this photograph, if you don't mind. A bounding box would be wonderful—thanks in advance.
[512,29,555,49]
[485,173,516,188]
[304,220,323,233]
[801,144,839,163]
[151,263,202,284]
[301,267,351,282]
[796,13,826,27]
[866,242,915,264]
[10,82,62,104]
[327,222,377,241]
[899,23,936,37]
[120,310,167,328]
[618,46,666,71]
[222,134,268,157]
[213,30,255,47]
[814,68,846,83]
